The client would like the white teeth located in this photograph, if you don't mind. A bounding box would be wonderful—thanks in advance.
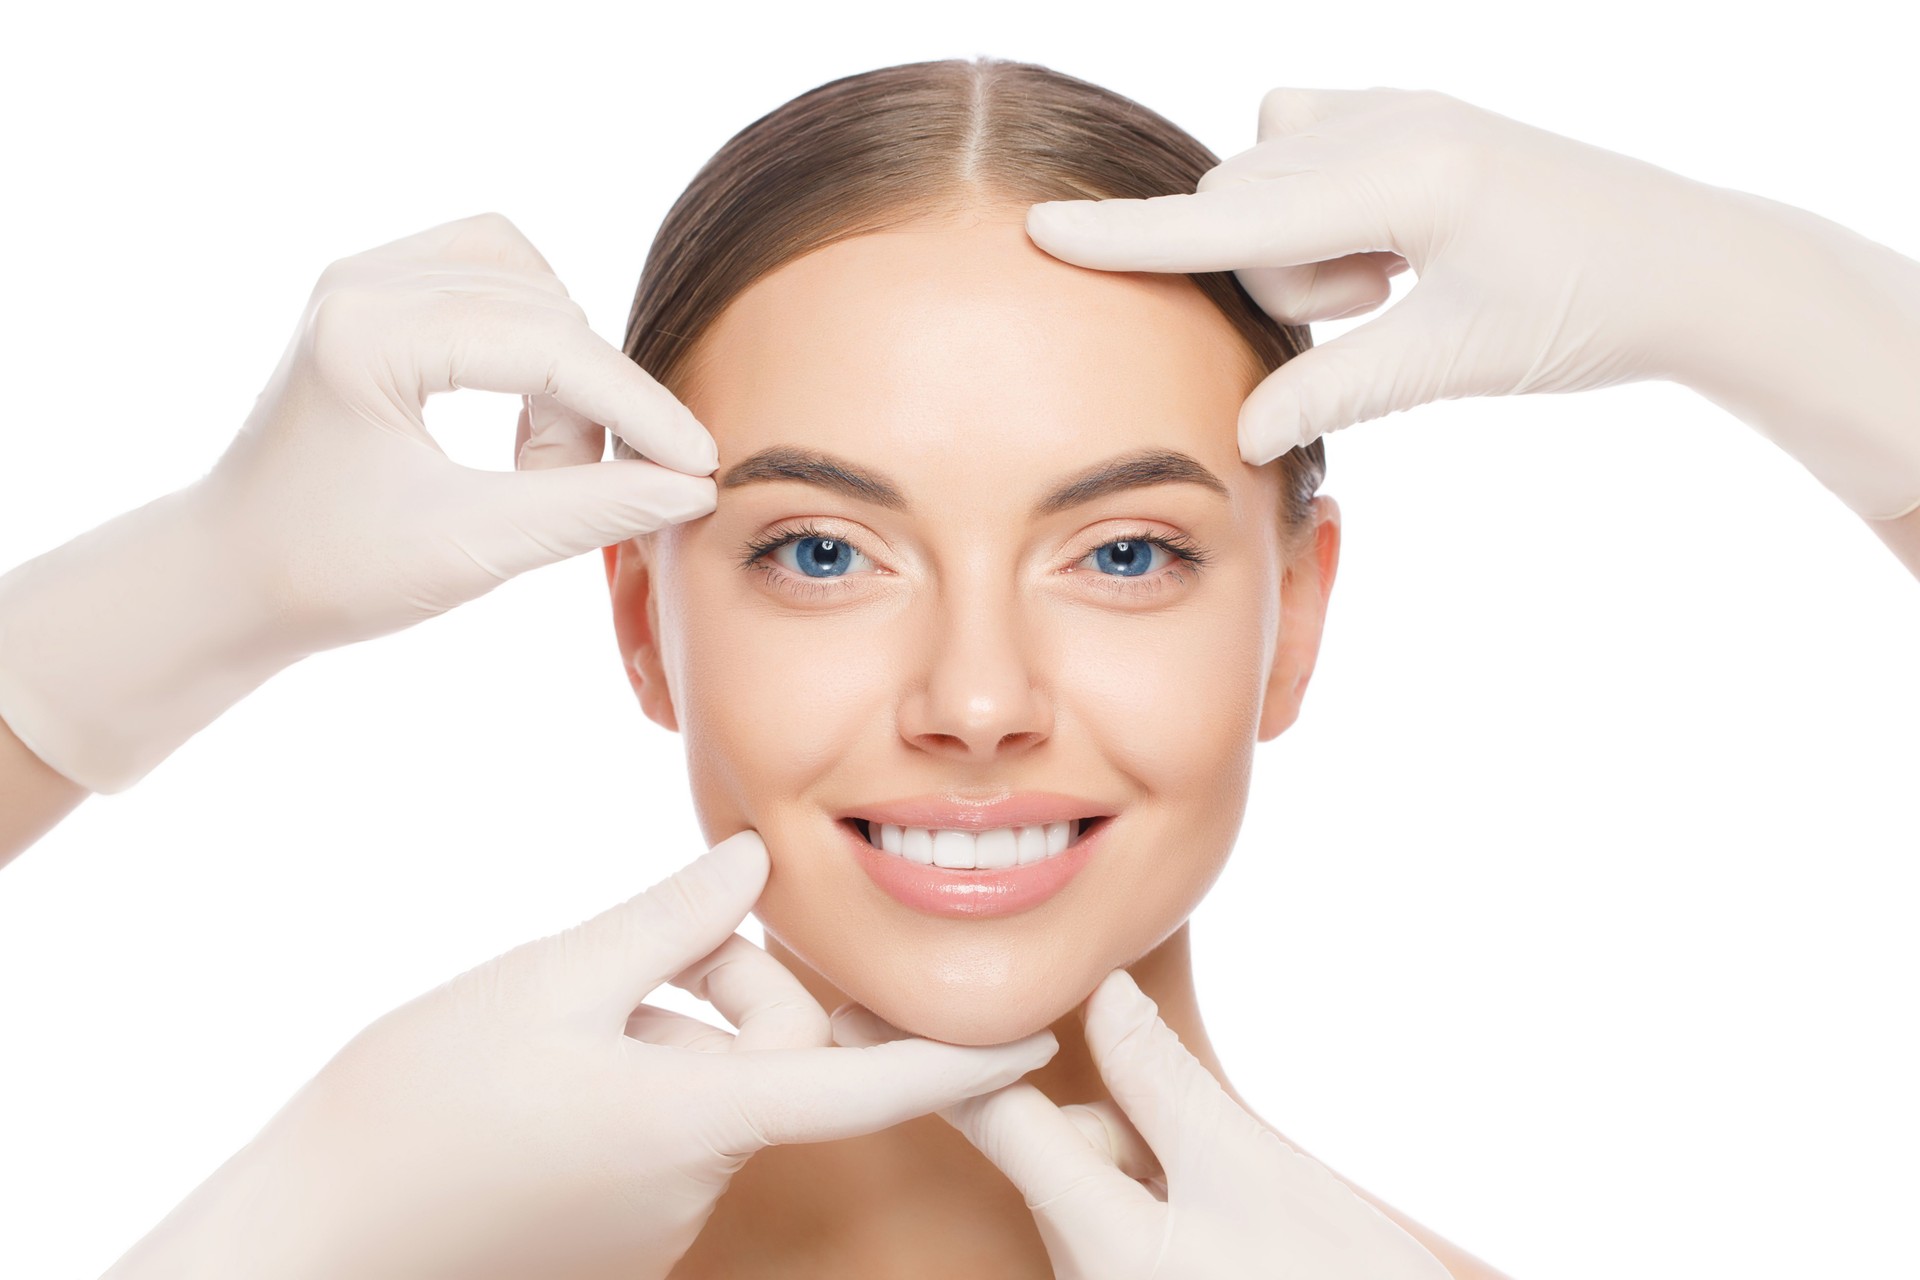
[1016,824,1049,865]
[865,819,1086,869]
[975,827,1018,870]
[901,826,933,865]
[932,829,976,869]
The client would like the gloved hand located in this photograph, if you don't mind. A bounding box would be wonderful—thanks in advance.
[1025,86,1920,523]
[833,969,1452,1280]
[0,212,719,795]
[103,831,1059,1280]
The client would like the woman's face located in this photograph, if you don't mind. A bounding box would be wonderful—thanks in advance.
[606,208,1339,1046]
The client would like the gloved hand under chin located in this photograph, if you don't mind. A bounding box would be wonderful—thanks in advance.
[102,831,1060,1280]
[834,970,1458,1280]
[0,212,718,795]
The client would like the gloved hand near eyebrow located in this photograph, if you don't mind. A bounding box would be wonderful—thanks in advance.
[1025,86,1920,526]
[102,831,1059,1280]
[0,212,718,798]
[832,970,1458,1280]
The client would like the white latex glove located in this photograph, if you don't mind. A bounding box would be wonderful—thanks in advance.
[0,212,719,795]
[833,969,1452,1280]
[104,830,1060,1280]
[1025,86,1920,523]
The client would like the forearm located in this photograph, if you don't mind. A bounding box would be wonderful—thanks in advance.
[1661,180,1920,572]
[0,481,303,814]
[0,709,87,868]
[0,484,260,865]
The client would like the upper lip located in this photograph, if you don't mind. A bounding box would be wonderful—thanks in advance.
[840,791,1118,831]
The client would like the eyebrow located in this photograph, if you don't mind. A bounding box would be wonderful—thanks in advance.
[718,444,1231,517]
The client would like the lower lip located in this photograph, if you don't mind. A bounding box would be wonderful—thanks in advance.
[841,817,1109,919]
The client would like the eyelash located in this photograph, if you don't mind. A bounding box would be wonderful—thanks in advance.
[738,522,1214,602]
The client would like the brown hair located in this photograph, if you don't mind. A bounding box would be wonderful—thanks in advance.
[619,55,1324,545]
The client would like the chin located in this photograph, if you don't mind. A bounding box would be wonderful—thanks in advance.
[793,928,1111,1047]
[735,800,1205,1048]
[868,993,1070,1047]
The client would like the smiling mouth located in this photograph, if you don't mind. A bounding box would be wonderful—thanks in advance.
[845,816,1110,870]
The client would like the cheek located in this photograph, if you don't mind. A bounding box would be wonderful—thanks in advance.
[656,552,1272,1046]
[1060,588,1265,808]
[1052,585,1268,949]
[670,582,893,829]
[655,529,925,877]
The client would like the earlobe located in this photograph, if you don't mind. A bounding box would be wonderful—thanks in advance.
[605,538,680,734]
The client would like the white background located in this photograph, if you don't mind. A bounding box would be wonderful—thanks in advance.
[2,2,1916,1277]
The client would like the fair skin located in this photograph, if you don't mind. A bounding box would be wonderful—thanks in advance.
[5,84,1915,1278]
[603,205,1507,1278]
[0,720,83,863]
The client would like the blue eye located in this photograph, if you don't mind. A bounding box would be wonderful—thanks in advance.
[1090,538,1164,577]
[770,534,872,579]
[739,523,1211,598]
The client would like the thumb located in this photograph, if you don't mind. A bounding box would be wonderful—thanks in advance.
[832,1005,1161,1216]
[461,462,717,579]
[539,830,770,1023]
[1256,86,1347,141]
[1058,1100,1162,1186]
[939,1081,1153,1218]
[1237,285,1453,463]
[514,393,605,470]
[1080,969,1236,1190]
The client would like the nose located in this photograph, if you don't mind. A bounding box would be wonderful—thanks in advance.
[896,587,1054,761]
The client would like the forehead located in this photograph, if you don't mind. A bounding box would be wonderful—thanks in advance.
[676,211,1259,486]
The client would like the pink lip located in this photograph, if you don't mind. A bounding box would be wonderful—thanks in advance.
[840,814,1111,919]
[838,791,1118,830]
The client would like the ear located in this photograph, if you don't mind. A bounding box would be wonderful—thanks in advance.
[603,537,679,733]
[1257,495,1341,742]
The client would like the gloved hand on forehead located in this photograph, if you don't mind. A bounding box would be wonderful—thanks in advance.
[0,212,717,796]
[1027,85,1920,525]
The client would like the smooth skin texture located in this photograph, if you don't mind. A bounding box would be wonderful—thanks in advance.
[0,716,83,866]
[1030,87,1920,561]
[798,88,1920,1279]
[18,217,1078,1280]
[833,974,1454,1280]
[100,831,1063,1280]
[605,209,1501,1279]
[8,81,1915,1280]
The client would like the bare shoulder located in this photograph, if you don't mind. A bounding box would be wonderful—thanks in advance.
[1239,1100,1517,1280]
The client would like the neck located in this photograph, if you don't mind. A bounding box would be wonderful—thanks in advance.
[669,923,1244,1277]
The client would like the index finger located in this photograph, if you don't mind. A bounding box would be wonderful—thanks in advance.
[423,298,720,475]
[671,932,831,1052]
[1026,169,1394,275]
[1256,85,1388,141]
[831,1005,1158,1208]
[946,1082,1157,1216]
[365,210,561,279]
